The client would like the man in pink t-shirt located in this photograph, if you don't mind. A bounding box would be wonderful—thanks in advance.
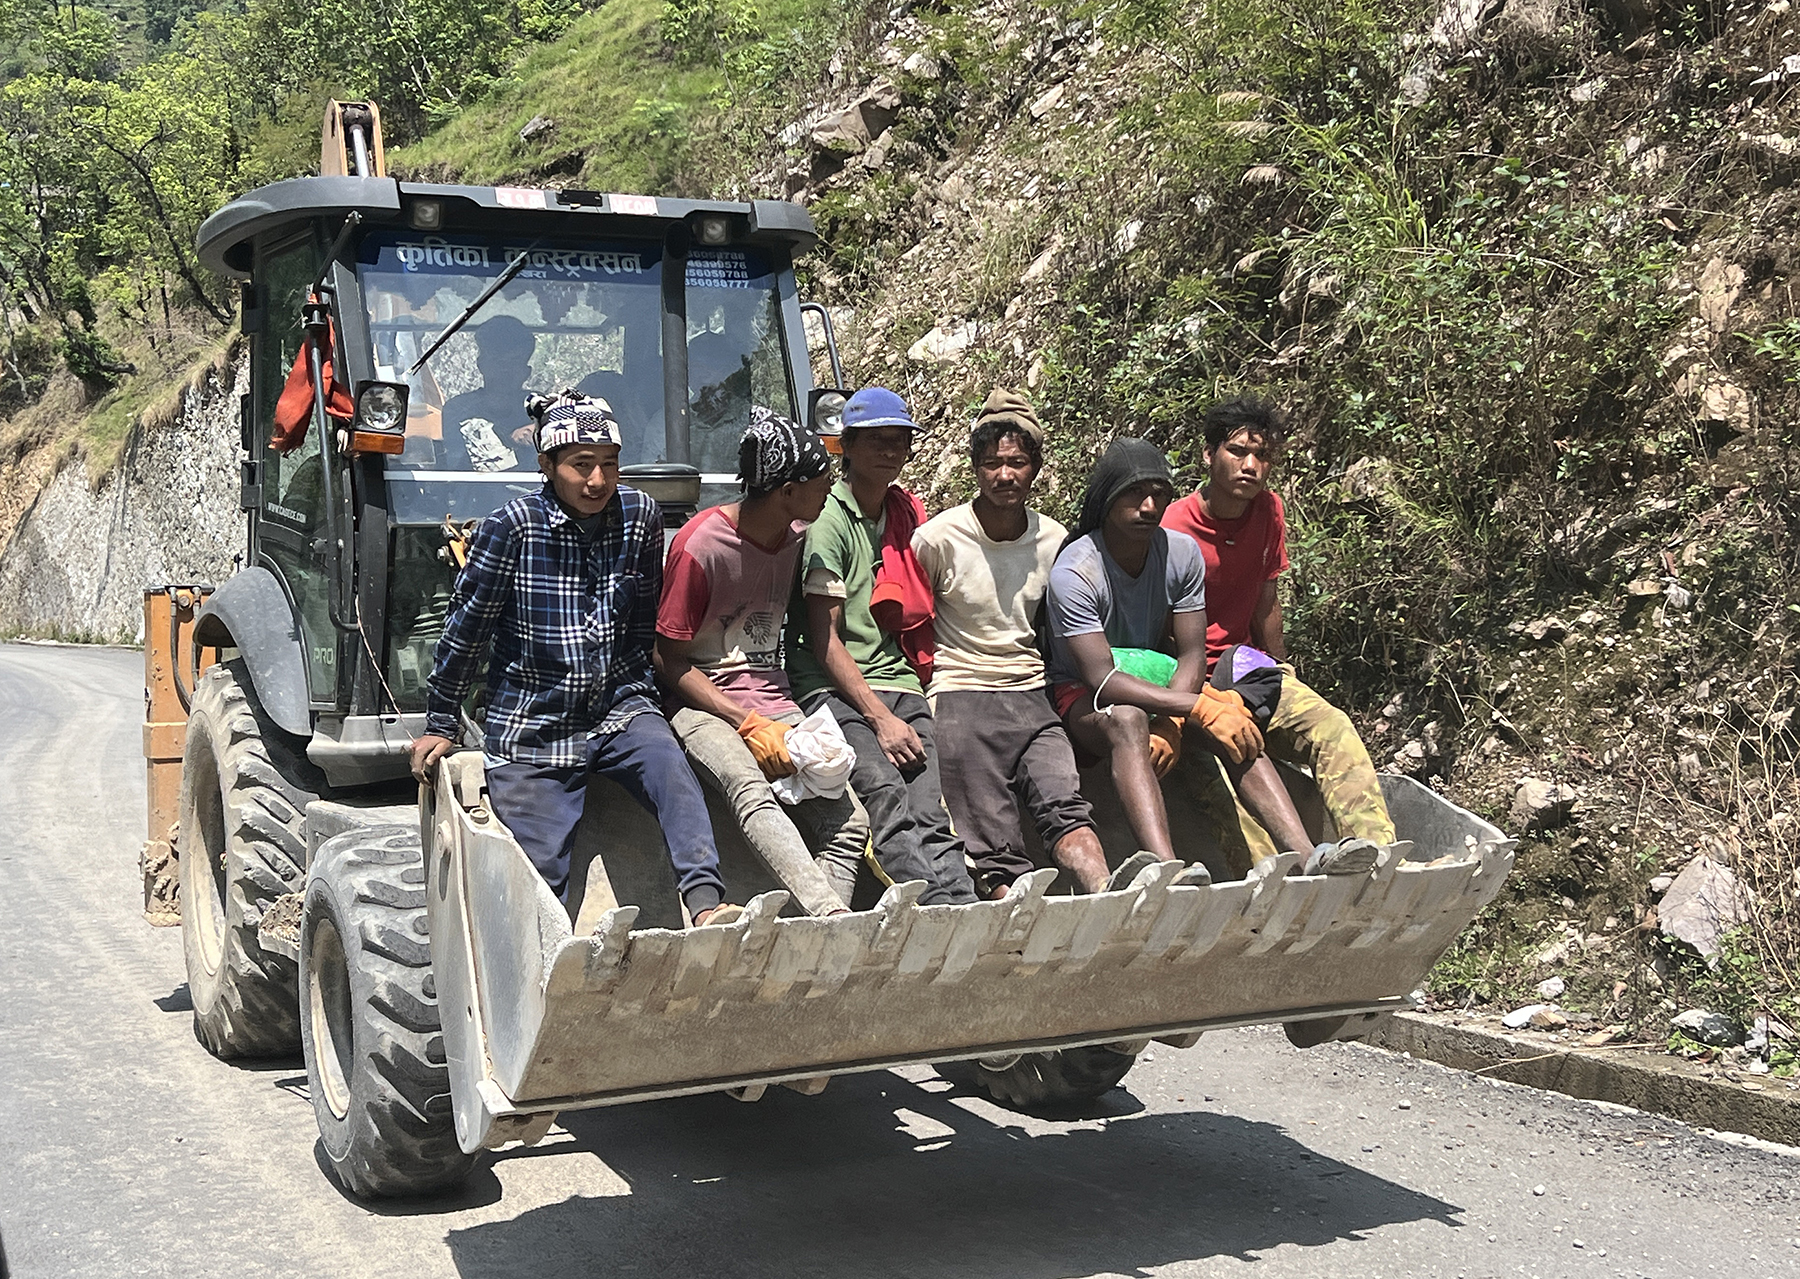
[1162,398,1395,857]
[656,409,867,913]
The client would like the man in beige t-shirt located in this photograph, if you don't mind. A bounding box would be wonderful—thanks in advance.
[912,392,1111,898]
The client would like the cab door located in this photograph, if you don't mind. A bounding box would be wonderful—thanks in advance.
[250,231,342,703]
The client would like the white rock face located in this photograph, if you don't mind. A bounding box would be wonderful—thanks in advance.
[906,321,978,364]
[0,354,247,641]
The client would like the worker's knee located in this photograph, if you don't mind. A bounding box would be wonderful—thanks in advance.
[1103,704,1151,745]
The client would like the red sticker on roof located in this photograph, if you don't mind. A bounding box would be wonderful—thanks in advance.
[495,187,548,209]
[609,194,658,216]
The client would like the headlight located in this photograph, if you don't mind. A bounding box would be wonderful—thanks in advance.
[356,381,408,432]
[811,389,846,433]
[409,199,443,230]
[697,215,731,246]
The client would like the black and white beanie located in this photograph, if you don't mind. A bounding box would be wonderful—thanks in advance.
[527,389,623,454]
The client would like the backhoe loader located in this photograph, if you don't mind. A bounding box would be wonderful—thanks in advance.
[141,101,1515,1198]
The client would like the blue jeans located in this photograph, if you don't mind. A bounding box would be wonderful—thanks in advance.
[485,712,726,915]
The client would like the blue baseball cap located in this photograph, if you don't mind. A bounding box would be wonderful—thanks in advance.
[841,387,917,434]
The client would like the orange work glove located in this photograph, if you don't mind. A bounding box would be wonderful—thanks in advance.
[1146,715,1183,779]
[737,711,795,779]
[1190,684,1264,764]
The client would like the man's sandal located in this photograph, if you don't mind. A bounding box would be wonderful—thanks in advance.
[1299,838,1381,876]
[1104,850,1162,892]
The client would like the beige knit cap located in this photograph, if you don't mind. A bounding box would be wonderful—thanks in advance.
[973,388,1044,447]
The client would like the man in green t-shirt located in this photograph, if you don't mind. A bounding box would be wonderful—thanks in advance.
[786,388,978,905]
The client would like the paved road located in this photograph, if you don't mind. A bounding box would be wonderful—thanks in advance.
[3,641,1797,1278]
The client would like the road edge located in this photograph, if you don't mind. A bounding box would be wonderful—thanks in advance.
[1362,1010,1800,1146]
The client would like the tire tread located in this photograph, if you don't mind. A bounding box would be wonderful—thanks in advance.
[182,662,321,1058]
[302,826,477,1198]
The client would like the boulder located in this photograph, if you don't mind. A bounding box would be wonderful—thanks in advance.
[900,51,940,80]
[1696,378,1753,432]
[1393,740,1429,776]
[1671,1008,1742,1047]
[1511,778,1578,831]
[1503,1003,1551,1029]
[1020,236,1062,285]
[1028,82,1065,119]
[1657,855,1749,959]
[809,81,903,155]
[906,321,977,364]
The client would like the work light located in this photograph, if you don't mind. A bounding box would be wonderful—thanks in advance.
[351,381,410,454]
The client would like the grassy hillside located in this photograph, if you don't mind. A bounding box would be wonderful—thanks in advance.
[394,0,856,193]
[404,0,1793,1048]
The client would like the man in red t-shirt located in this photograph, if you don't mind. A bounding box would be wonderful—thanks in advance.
[656,408,868,914]
[1162,398,1395,860]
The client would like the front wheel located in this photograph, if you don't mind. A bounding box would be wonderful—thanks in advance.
[299,826,477,1198]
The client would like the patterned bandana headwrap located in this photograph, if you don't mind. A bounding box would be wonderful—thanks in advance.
[527,388,623,455]
[738,405,831,493]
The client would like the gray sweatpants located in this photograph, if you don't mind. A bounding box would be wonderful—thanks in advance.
[931,687,1096,891]
[669,706,868,913]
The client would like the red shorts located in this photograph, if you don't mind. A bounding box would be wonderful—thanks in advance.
[1049,680,1092,720]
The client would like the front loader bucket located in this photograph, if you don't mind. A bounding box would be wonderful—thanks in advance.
[423,753,1513,1153]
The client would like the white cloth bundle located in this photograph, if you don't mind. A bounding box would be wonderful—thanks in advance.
[770,704,856,804]
[460,417,518,471]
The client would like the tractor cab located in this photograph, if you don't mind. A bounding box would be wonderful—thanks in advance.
[195,131,840,787]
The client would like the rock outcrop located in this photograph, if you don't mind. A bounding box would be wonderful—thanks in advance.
[0,352,245,642]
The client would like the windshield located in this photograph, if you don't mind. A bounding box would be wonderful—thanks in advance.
[356,231,797,523]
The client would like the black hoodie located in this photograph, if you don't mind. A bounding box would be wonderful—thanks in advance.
[1067,436,1177,546]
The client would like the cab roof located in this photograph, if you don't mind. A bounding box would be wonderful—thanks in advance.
[196,176,817,278]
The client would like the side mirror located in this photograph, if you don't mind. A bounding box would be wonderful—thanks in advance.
[808,387,848,452]
[799,301,844,387]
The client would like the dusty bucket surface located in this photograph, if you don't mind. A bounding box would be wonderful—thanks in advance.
[424,755,1512,1152]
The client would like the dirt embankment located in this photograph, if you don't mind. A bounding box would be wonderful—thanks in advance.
[749,0,1799,1047]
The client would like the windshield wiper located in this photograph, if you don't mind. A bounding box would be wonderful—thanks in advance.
[407,241,542,376]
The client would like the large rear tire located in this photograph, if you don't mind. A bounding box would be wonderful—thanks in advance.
[179,661,321,1058]
[300,826,477,1198]
[947,1044,1141,1109]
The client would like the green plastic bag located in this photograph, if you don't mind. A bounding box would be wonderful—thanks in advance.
[1111,647,1177,688]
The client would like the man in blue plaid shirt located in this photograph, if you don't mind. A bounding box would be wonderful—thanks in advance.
[411,389,740,927]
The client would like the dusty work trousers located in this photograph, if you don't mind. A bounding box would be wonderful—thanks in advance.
[1194,668,1396,873]
[485,713,726,914]
[804,690,979,906]
[668,706,869,914]
[930,688,1096,892]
